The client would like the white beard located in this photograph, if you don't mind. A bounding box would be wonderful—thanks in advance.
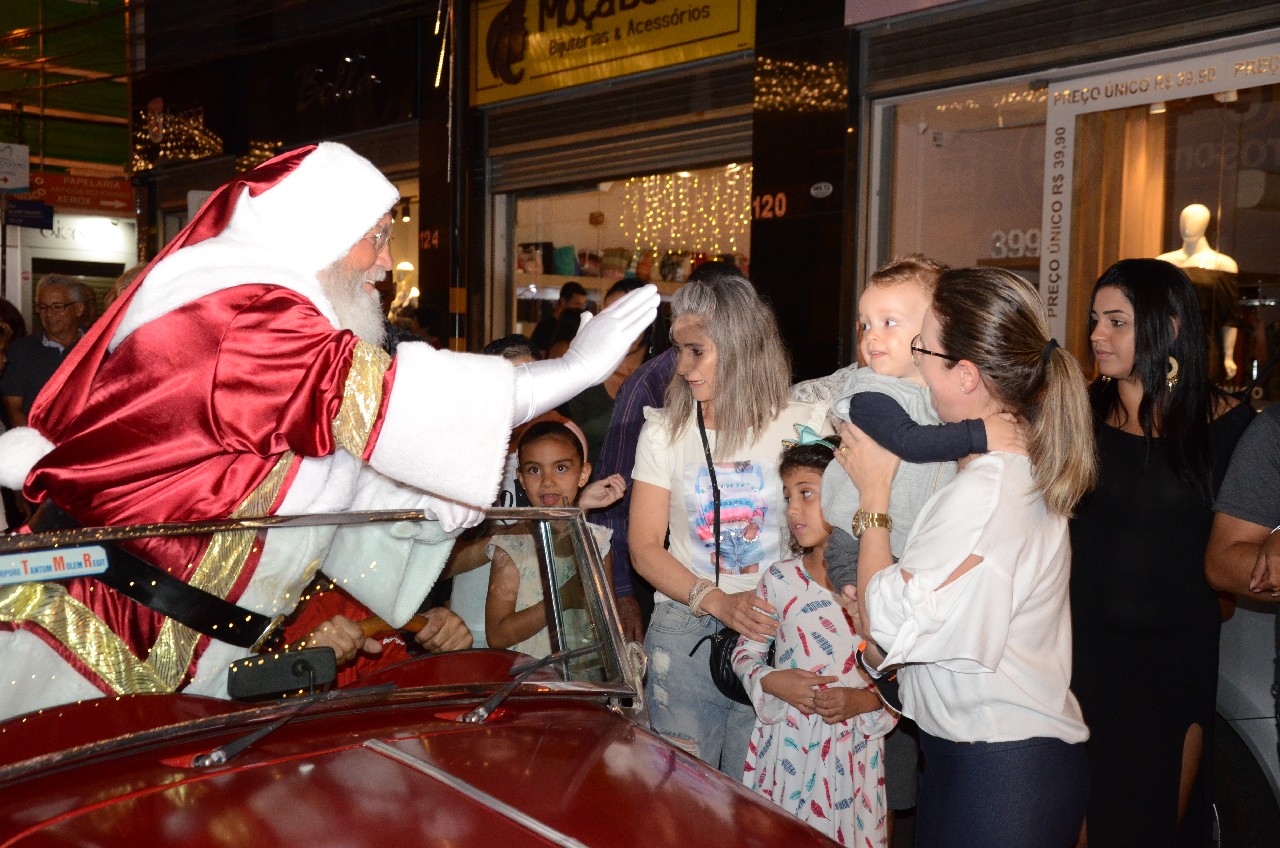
[318,262,387,350]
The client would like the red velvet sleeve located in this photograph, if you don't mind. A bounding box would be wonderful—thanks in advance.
[211,287,362,458]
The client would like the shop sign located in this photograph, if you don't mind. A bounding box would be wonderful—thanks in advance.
[1041,37,1280,346]
[0,144,29,193]
[471,0,755,106]
[15,172,135,216]
[5,199,54,230]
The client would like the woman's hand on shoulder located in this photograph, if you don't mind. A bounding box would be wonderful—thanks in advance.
[705,588,778,641]
[761,668,838,715]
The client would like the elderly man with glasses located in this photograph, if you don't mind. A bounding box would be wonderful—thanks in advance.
[0,275,85,429]
[0,143,657,719]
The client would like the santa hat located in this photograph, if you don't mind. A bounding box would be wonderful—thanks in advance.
[0,142,398,489]
[111,142,399,349]
[207,141,399,275]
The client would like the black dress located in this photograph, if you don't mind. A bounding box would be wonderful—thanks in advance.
[1070,401,1254,847]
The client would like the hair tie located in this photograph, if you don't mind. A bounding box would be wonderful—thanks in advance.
[1041,338,1059,364]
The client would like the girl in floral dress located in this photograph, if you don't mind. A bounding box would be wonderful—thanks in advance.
[733,433,896,846]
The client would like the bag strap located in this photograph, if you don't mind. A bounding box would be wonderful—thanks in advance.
[696,401,720,588]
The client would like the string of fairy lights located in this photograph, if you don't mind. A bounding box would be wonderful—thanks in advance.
[754,58,848,113]
[620,163,752,259]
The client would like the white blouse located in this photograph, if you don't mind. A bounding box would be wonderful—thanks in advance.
[867,452,1088,744]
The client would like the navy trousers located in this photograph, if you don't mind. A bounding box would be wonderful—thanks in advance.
[917,732,1088,848]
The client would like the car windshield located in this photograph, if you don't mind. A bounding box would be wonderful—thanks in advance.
[0,506,638,766]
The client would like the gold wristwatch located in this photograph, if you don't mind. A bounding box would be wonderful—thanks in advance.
[852,509,893,539]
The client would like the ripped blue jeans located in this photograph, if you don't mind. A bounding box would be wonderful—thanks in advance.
[644,600,756,777]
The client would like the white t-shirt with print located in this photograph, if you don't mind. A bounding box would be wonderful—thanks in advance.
[632,401,830,602]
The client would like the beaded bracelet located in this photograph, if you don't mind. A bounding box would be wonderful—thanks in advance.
[687,577,716,617]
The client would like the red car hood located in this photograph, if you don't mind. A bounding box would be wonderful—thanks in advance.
[1,694,836,847]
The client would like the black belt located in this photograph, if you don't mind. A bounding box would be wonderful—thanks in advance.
[30,502,282,651]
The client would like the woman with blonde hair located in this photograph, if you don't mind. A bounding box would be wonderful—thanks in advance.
[839,266,1097,847]
[630,273,830,774]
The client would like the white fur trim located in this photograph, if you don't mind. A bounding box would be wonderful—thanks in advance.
[0,427,55,490]
[326,467,457,627]
[111,142,397,349]
[188,452,365,698]
[369,342,515,509]
[222,142,398,274]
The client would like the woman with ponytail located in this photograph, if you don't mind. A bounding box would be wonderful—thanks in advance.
[1070,258,1253,848]
[839,266,1097,848]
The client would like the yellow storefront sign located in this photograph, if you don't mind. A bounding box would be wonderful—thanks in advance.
[472,0,755,106]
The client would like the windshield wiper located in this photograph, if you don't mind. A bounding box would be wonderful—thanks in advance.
[192,683,395,768]
[457,644,601,724]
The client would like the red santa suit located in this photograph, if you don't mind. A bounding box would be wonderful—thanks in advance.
[0,144,519,716]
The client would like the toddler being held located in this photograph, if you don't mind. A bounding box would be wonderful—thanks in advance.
[823,255,1023,599]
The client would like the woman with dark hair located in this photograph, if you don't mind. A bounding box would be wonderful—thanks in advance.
[842,266,1097,847]
[1070,258,1254,847]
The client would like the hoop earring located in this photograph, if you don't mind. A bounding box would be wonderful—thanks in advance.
[1166,356,1180,390]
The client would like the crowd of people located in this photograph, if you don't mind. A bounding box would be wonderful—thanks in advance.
[0,143,1276,848]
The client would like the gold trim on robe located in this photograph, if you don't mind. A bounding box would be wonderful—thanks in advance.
[332,340,391,457]
[3,452,296,695]
[0,582,170,695]
[148,452,295,688]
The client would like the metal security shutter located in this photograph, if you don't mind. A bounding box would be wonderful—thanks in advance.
[485,54,754,193]
[862,0,1280,96]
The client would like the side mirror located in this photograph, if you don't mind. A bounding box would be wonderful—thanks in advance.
[227,648,338,701]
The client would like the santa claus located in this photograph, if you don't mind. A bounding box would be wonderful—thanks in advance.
[0,143,657,719]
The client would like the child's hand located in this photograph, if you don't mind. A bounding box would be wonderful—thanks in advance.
[983,411,1028,454]
[813,685,884,724]
[761,668,838,715]
[577,473,627,510]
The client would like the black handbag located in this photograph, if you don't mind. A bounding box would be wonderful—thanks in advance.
[688,402,773,706]
[697,624,756,706]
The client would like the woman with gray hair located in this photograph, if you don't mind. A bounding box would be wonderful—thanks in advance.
[629,274,831,774]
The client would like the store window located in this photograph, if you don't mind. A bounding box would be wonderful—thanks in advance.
[869,79,1047,285]
[505,162,752,344]
[1046,36,1280,399]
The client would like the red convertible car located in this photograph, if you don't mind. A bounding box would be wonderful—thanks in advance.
[0,508,837,847]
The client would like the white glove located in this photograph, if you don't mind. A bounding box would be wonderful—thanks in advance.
[421,495,487,533]
[511,283,660,424]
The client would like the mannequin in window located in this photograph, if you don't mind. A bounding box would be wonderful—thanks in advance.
[1156,203,1240,380]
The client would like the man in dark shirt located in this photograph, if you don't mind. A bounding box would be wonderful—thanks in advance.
[1,275,84,427]
[531,280,587,354]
